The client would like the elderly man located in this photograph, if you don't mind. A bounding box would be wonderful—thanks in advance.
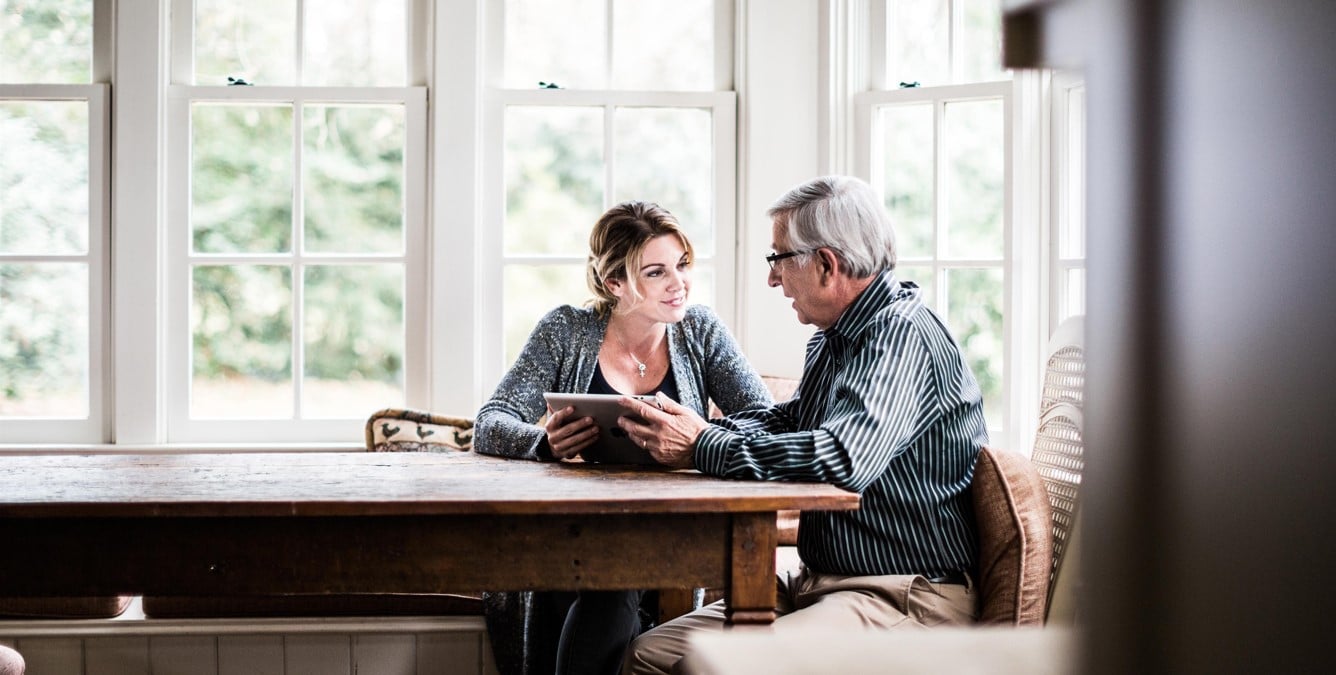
[618,175,988,674]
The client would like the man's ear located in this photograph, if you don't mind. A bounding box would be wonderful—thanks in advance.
[816,248,841,281]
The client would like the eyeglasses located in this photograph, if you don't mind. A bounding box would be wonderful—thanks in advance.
[765,249,816,271]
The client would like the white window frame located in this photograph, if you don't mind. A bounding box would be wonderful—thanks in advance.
[1049,70,1086,334]
[0,0,113,445]
[162,0,429,443]
[854,81,1015,443]
[0,84,111,444]
[475,1,738,399]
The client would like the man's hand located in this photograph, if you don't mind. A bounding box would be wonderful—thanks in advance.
[617,393,708,469]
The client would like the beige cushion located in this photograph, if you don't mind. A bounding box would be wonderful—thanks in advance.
[972,446,1054,626]
[0,595,133,619]
[678,627,1077,675]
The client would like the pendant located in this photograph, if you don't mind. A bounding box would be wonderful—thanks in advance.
[637,362,646,378]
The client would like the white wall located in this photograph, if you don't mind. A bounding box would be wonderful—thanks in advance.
[735,0,824,379]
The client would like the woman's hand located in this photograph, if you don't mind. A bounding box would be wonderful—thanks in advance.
[544,406,600,460]
[616,393,708,469]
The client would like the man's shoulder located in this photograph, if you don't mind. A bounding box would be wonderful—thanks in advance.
[862,294,958,352]
[867,288,930,329]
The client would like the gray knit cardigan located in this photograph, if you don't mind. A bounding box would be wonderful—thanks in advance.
[475,303,773,460]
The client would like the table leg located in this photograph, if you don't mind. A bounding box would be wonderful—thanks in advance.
[724,512,778,625]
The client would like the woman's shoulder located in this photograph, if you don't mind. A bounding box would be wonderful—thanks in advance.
[682,303,724,328]
[533,304,601,336]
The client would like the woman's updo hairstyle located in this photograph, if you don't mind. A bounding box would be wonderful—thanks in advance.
[587,201,693,318]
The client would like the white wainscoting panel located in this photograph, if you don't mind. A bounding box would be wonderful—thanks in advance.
[84,636,150,675]
[354,634,416,675]
[2,616,496,675]
[151,636,218,675]
[285,634,352,675]
[13,636,84,674]
[218,634,284,675]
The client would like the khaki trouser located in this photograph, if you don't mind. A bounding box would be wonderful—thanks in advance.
[623,555,977,675]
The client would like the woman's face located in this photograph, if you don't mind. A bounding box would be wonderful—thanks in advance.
[610,234,691,323]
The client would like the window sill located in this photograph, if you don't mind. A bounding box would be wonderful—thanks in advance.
[0,443,363,455]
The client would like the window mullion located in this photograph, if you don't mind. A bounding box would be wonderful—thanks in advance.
[932,97,945,312]
[604,0,615,87]
[604,103,616,209]
[292,101,305,420]
[112,0,169,444]
[296,0,306,85]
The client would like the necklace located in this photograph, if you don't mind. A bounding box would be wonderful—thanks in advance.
[612,329,656,378]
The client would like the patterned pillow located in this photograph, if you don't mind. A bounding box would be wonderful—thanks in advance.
[972,445,1054,626]
[364,408,475,452]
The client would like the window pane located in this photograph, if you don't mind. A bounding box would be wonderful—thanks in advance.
[303,104,404,254]
[887,0,947,86]
[611,0,712,91]
[613,107,713,256]
[945,267,1002,424]
[504,106,603,256]
[878,104,933,259]
[0,101,88,254]
[195,0,296,86]
[192,104,293,253]
[303,264,403,418]
[1061,86,1086,259]
[0,0,92,84]
[687,262,715,311]
[191,265,292,419]
[304,0,405,86]
[943,98,1003,259]
[504,0,605,89]
[893,264,935,308]
[1064,268,1085,321]
[0,263,87,417]
[960,0,1007,82]
[503,264,588,367]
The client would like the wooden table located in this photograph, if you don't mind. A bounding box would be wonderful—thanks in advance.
[0,451,858,624]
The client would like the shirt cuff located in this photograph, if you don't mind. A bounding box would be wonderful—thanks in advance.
[693,425,736,476]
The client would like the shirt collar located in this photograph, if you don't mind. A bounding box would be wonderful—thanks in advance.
[825,269,900,342]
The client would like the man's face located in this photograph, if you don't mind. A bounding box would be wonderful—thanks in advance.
[768,217,828,328]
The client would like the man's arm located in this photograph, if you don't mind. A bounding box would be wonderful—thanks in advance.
[694,318,934,492]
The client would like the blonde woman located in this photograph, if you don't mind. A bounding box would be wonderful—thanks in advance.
[475,201,771,675]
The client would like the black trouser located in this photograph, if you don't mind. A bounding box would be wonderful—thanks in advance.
[530,589,653,675]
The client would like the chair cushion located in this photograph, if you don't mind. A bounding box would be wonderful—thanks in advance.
[365,408,474,452]
[971,446,1054,626]
[141,593,483,618]
[0,595,133,619]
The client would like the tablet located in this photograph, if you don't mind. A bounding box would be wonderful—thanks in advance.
[542,392,662,465]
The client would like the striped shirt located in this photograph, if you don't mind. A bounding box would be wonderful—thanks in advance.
[695,271,988,577]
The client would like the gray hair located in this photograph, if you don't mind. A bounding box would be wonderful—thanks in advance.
[766,175,896,278]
